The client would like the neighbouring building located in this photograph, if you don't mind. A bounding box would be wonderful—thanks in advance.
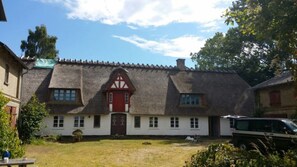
[0,0,6,21]
[21,58,253,137]
[253,71,297,118]
[0,42,28,127]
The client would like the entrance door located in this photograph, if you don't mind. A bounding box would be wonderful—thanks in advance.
[111,114,126,135]
[113,92,125,112]
[209,116,220,137]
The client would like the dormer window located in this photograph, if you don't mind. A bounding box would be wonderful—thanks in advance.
[179,94,206,107]
[52,89,77,102]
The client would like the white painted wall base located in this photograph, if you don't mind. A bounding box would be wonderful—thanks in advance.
[40,113,233,136]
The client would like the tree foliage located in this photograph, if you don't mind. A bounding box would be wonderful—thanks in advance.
[191,28,275,86]
[0,92,24,158]
[224,0,297,72]
[21,25,59,59]
[18,95,49,143]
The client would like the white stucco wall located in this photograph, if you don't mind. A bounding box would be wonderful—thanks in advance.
[127,115,209,136]
[41,114,111,136]
[41,114,212,136]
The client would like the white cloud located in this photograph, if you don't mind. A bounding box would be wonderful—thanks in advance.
[38,0,232,29]
[113,35,205,58]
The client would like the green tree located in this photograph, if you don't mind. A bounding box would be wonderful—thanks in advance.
[191,28,275,86]
[224,0,297,72]
[0,92,24,158]
[21,25,59,59]
[18,95,49,143]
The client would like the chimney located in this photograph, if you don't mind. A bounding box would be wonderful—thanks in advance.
[176,59,186,71]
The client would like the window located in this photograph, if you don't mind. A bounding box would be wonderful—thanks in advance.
[53,116,64,128]
[53,89,77,102]
[109,92,113,103]
[170,117,179,128]
[269,90,281,106]
[125,93,129,104]
[190,118,199,128]
[149,117,158,128]
[4,64,9,85]
[74,116,84,127]
[134,116,141,128]
[93,115,100,128]
[180,94,199,105]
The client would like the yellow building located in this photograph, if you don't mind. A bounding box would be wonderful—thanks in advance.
[0,42,27,127]
[253,72,297,118]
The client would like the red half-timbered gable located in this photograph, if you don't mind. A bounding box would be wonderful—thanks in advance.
[105,68,135,113]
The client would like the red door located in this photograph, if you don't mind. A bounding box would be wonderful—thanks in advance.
[113,92,125,112]
[111,114,126,135]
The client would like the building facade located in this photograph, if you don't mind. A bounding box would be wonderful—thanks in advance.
[253,72,297,118]
[21,58,253,137]
[0,42,27,127]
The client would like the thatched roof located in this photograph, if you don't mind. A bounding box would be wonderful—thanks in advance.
[253,71,293,90]
[21,58,254,116]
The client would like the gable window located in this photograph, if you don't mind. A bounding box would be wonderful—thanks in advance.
[4,64,9,85]
[269,90,281,106]
[190,118,199,129]
[134,116,141,128]
[93,115,101,128]
[180,94,199,106]
[149,117,158,128]
[170,117,179,128]
[74,116,84,127]
[53,89,77,102]
[53,116,64,128]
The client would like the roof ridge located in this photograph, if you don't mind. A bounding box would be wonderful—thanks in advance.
[20,57,236,73]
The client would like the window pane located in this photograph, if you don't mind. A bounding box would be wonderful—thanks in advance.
[149,117,153,127]
[94,115,100,128]
[53,116,58,127]
[74,116,79,127]
[80,116,84,127]
[134,116,141,128]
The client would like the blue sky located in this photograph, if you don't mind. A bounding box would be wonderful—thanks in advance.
[0,0,232,68]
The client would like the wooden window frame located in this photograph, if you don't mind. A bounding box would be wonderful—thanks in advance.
[134,116,141,128]
[190,118,199,129]
[93,115,101,128]
[53,116,64,128]
[149,117,158,128]
[53,89,77,102]
[269,90,281,106]
[74,116,84,127]
[170,117,179,128]
[180,94,201,106]
[4,64,9,85]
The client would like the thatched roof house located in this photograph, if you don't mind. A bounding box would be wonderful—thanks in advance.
[21,58,254,137]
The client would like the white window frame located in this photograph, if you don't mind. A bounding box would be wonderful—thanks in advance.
[190,118,199,129]
[74,116,84,127]
[149,117,158,128]
[53,116,64,128]
[170,117,179,128]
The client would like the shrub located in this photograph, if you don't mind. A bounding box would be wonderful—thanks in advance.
[0,92,24,158]
[185,143,297,167]
[72,129,83,142]
[18,95,49,143]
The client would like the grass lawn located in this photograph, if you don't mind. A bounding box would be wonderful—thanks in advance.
[25,138,228,167]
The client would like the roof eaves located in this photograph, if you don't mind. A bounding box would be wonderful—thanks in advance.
[0,42,28,69]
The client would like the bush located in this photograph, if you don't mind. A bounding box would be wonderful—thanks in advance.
[18,95,49,143]
[72,129,83,142]
[0,92,24,158]
[185,143,297,167]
